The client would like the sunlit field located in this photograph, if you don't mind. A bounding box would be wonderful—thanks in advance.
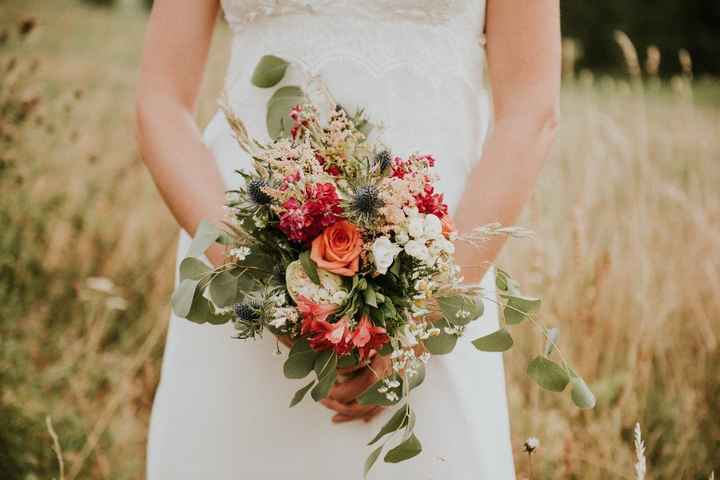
[1,1,718,479]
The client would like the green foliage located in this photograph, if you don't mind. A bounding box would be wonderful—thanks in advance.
[299,250,320,285]
[422,326,458,355]
[383,433,422,463]
[251,55,290,88]
[527,356,570,393]
[289,380,315,407]
[283,339,319,379]
[472,328,514,352]
[439,295,483,326]
[266,86,305,140]
[310,351,337,401]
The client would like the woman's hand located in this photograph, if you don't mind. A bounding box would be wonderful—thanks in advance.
[320,354,392,423]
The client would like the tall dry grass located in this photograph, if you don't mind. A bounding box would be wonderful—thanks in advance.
[1,1,718,479]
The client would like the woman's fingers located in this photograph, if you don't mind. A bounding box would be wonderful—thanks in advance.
[319,398,380,418]
[329,355,391,403]
[331,406,384,424]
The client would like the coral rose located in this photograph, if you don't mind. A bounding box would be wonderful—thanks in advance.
[311,221,362,276]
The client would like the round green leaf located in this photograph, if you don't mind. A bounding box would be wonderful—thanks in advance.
[171,279,200,318]
[570,376,597,409]
[503,294,541,325]
[179,257,210,282]
[472,328,514,352]
[423,330,458,355]
[208,271,238,308]
[251,55,289,88]
[527,356,570,392]
[384,433,422,463]
[266,86,305,140]
[439,295,484,326]
[283,339,319,379]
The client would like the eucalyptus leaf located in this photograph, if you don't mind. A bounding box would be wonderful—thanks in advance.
[283,339,319,379]
[299,250,321,285]
[503,294,541,325]
[171,279,200,318]
[364,284,378,308]
[368,405,410,446]
[408,361,426,390]
[527,356,570,392]
[472,328,514,352]
[363,446,383,479]
[187,289,231,325]
[384,433,422,463]
[186,220,222,258]
[423,330,458,355]
[179,257,211,282]
[439,295,484,326]
[570,376,596,409]
[267,86,305,140]
[543,327,560,356]
[311,352,337,401]
[289,380,315,407]
[251,55,289,88]
[208,271,238,308]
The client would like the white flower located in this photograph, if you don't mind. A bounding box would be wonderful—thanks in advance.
[372,236,402,275]
[423,214,443,238]
[408,216,425,239]
[524,437,540,453]
[230,247,251,261]
[404,239,432,265]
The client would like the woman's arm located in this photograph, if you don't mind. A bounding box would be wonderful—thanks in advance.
[136,0,226,265]
[454,0,561,282]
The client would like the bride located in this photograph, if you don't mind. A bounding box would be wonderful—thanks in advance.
[136,0,559,478]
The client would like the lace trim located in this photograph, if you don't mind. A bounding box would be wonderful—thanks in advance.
[221,0,469,27]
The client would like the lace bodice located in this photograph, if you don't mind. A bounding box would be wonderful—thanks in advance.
[221,0,482,28]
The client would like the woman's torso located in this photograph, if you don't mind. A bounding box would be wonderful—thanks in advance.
[211,0,491,212]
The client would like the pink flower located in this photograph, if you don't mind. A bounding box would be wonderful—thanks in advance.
[296,296,353,355]
[351,315,390,361]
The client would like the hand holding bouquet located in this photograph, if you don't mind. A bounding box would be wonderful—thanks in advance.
[171,55,595,475]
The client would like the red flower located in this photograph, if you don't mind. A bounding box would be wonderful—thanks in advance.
[414,183,448,218]
[391,157,408,179]
[278,183,343,243]
[351,315,390,362]
[296,296,353,355]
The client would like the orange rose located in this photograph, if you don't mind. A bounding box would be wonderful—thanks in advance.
[310,221,362,276]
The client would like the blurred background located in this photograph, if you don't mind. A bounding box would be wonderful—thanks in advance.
[1,0,718,479]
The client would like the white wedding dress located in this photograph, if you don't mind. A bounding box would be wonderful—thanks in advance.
[147,1,515,478]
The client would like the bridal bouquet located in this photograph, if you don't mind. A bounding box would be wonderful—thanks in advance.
[171,55,595,476]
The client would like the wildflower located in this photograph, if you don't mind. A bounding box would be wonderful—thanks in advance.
[523,437,540,454]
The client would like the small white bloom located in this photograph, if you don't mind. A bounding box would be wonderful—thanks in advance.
[524,437,540,453]
[423,214,443,238]
[230,247,251,261]
[404,239,432,265]
[372,236,402,275]
[408,216,425,239]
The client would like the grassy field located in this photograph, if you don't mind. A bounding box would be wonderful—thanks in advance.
[1,1,718,479]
